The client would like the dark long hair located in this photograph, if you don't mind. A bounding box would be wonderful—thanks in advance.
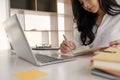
[71,0,120,45]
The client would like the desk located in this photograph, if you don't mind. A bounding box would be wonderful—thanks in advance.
[0,50,106,80]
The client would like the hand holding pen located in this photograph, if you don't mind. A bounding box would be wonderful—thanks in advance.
[60,34,76,53]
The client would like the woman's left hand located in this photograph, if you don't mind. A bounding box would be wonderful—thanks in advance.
[109,40,120,48]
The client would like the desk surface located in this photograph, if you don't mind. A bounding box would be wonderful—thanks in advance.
[0,50,107,80]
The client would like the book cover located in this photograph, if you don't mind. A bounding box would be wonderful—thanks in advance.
[93,66,120,77]
[91,68,120,80]
[93,51,120,62]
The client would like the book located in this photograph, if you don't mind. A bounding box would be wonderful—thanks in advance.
[91,68,120,80]
[95,67,120,77]
[60,46,108,57]
[91,47,120,77]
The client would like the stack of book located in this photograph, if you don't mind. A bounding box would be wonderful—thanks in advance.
[90,47,120,80]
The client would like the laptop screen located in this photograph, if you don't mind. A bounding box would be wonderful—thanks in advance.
[3,14,36,64]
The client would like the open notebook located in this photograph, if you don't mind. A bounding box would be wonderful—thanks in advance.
[60,46,108,57]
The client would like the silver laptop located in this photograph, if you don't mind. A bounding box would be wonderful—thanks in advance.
[3,14,74,66]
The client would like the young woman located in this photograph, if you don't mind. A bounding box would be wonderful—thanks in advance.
[60,0,120,53]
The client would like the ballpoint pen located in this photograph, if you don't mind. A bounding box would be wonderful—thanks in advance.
[63,34,74,54]
[63,34,67,40]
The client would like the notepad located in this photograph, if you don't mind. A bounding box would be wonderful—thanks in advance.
[14,69,47,80]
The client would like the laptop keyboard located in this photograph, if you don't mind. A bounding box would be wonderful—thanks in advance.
[35,54,63,63]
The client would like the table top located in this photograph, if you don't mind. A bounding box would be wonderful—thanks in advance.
[0,50,107,80]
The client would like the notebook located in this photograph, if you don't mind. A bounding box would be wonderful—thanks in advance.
[3,14,75,66]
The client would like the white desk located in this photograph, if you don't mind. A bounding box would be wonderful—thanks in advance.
[0,50,107,80]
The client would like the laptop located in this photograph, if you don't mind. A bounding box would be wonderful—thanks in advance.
[3,14,75,66]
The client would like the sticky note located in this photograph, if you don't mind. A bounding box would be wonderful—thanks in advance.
[14,69,47,80]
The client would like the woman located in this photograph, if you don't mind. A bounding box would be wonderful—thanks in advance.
[60,0,120,53]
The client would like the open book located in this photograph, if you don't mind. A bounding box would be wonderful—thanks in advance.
[60,46,108,57]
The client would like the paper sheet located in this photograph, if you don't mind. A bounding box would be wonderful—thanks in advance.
[14,69,47,80]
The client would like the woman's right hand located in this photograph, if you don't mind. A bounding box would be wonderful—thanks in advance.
[60,40,76,54]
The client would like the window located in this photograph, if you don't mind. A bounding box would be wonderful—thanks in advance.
[10,0,74,47]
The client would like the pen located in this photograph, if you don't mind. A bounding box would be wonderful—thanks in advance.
[63,34,73,53]
[63,34,67,40]
[102,51,116,53]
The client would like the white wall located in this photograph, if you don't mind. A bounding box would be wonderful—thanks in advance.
[0,0,10,49]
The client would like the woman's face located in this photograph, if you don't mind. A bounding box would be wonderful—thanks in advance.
[79,0,100,13]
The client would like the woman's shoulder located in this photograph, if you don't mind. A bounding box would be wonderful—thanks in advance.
[114,13,120,20]
[106,13,120,20]
[115,13,120,17]
[113,13,120,17]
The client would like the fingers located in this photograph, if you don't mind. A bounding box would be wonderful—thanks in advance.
[63,41,73,49]
[110,44,120,48]
[109,40,120,48]
[60,40,74,53]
